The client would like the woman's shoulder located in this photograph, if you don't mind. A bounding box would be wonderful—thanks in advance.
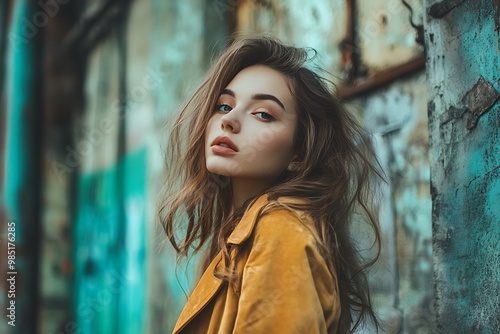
[228,193,318,246]
[249,194,318,244]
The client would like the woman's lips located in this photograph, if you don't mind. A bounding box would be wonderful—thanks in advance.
[211,145,237,155]
[211,136,239,155]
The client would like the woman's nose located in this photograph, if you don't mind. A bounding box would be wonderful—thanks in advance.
[220,113,240,133]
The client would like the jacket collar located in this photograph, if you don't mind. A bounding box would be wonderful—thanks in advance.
[172,194,269,333]
[226,193,269,245]
[172,251,224,334]
[227,193,310,244]
[172,194,309,333]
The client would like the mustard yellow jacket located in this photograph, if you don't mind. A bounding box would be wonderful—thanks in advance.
[173,194,340,334]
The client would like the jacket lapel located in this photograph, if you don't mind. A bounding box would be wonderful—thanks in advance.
[172,194,270,333]
[227,194,308,245]
[172,252,224,333]
[227,194,268,245]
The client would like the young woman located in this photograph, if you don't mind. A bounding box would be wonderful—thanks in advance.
[160,36,382,334]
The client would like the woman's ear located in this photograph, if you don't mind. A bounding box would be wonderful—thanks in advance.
[286,154,301,172]
[286,160,302,172]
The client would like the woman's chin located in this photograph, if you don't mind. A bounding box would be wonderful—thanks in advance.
[206,161,243,176]
[208,169,230,177]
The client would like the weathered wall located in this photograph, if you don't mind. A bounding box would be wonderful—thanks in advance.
[425,0,500,332]
[357,0,423,72]
[70,0,228,333]
[356,73,434,333]
[0,0,452,333]
[2,1,85,333]
[234,1,433,333]
[236,0,347,76]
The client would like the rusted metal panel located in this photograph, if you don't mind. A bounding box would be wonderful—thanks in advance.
[356,0,424,72]
[339,0,426,101]
[338,54,426,100]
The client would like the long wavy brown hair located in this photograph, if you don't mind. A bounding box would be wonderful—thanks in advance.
[159,35,383,333]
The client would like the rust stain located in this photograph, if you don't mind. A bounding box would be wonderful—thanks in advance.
[339,0,357,83]
[338,55,426,100]
[462,76,499,117]
[462,76,500,129]
[428,0,467,18]
[439,77,499,130]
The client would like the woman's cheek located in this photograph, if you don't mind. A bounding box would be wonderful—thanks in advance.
[243,147,257,163]
[261,135,295,167]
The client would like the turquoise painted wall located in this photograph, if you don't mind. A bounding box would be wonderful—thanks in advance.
[70,0,228,333]
[73,147,147,334]
[8,0,499,332]
[425,0,500,332]
[72,0,434,332]
[3,1,42,333]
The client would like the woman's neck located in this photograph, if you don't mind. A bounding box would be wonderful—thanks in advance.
[231,178,270,211]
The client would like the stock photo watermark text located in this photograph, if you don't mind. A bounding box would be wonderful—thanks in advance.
[5,221,17,327]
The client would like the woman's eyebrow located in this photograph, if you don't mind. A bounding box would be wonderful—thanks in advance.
[221,88,286,111]
[221,88,235,97]
[252,93,285,111]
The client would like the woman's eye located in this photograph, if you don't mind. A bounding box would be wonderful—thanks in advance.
[254,112,275,121]
[216,104,232,113]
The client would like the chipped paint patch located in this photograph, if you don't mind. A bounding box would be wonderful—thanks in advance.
[437,76,499,130]
[462,76,500,129]
[428,0,467,18]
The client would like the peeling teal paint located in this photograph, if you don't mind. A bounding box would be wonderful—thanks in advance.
[426,0,500,332]
[73,147,148,334]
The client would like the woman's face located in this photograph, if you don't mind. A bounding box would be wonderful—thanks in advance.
[205,65,297,184]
